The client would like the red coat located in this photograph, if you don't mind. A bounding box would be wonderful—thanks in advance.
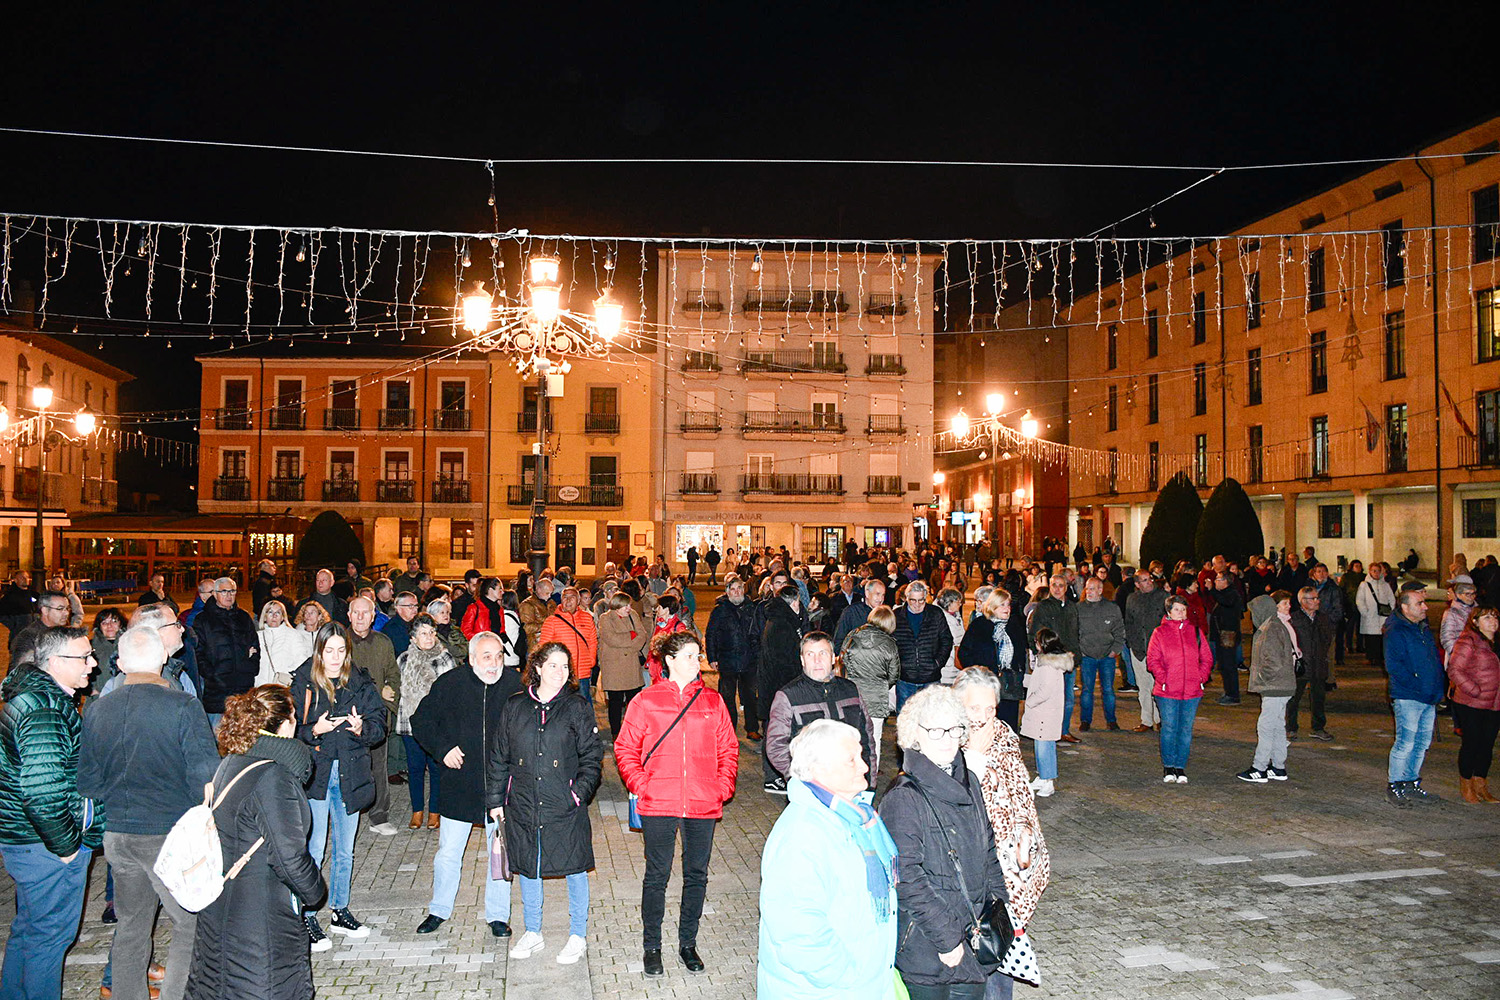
[614,677,738,820]
[460,601,495,640]
[1447,628,1500,712]
[643,615,692,684]
[1145,616,1214,700]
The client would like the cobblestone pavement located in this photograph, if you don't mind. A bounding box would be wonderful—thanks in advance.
[11,604,1499,1000]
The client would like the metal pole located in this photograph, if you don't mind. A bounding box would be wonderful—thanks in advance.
[990,422,1000,548]
[32,414,46,578]
[528,370,550,579]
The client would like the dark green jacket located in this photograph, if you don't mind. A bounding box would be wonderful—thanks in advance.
[0,665,105,854]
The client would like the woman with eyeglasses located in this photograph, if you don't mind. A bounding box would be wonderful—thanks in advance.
[256,599,310,688]
[879,685,1009,1000]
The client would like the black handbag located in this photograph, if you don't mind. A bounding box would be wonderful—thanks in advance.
[909,781,1012,970]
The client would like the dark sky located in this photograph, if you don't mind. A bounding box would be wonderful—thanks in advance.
[1,3,1493,504]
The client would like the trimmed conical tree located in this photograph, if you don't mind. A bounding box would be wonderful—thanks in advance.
[1195,477,1265,567]
[296,510,364,570]
[1138,471,1203,571]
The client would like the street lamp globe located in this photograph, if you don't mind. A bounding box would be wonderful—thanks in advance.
[950,410,970,439]
[985,392,1004,415]
[594,295,624,341]
[1020,409,1039,438]
[528,255,561,286]
[73,409,96,436]
[30,384,53,410]
[932,471,946,485]
[461,282,494,334]
[530,285,562,327]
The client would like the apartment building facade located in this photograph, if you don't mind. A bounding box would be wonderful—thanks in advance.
[651,248,938,564]
[1066,116,1500,574]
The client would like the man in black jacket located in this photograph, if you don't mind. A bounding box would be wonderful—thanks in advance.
[193,578,259,724]
[704,579,759,738]
[1287,586,1336,742]
[763,633,876,788]
[757,587,805,793]
[411,631,522,938]
[250,560,277,616]
[0,571,37,651]
[78,626,219,1000]
[891,581,953,713]
[1209,572,1247,705]
[1028,574,1081,743]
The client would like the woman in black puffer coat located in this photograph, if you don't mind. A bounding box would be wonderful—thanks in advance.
[187,685,324,1000]
[486,642,602,961]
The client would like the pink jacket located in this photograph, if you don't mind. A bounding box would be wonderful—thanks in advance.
[1447,628,1500,712]
[1146,616,1214,700]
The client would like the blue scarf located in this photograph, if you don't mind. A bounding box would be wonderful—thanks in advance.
[804,780,897,921]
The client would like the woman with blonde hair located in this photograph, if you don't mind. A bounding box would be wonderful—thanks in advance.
[257,599,311,687]
[294,600,330,636]
[957,588,1029,730]
[289,623,385,951]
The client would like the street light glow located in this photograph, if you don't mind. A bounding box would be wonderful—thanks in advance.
[594,295,624,341]
[30,384,53,410]
[932,471,946,485]
[73,409,96,435]
[461,283,493,334]
[985,392,1004,415]
[1020,409,1039,438]
[950,410,970,439]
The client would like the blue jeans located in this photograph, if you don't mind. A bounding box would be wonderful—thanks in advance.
[895,680,927,713]
[1389,699,1437,783]
[578,677,592,703]
[1033,739,1058,780]
[403,735,441,814]
[1157,696,1201,769]
[308,761,359,910]
[519,868,590,937]
[1078,656,1117,725]
[1118,651,1138,688]
[1061,671,1075,736]
[430,815,511,922]
[0,843,92,1000]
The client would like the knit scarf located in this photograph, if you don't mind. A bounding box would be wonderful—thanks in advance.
[804,780,896,921]
[992,616,1015,671]
[247,732,314,786]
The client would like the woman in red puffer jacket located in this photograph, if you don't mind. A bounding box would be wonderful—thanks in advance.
[613,630,738,970]
[1146,594,1215,783]
[1445,604,1500,803]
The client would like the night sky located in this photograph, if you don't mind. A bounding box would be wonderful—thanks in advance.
[1,4,1492,504]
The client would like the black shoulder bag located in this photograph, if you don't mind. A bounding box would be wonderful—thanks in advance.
[908,779,1012,971]
[625,687,703,831]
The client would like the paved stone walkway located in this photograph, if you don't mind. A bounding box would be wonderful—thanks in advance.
[11,625,1499,999]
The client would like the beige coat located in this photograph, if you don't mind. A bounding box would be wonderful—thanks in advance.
[596,607,649,691]
[1019,652,1073,742]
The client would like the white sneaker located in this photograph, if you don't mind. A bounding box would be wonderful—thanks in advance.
[509,930,546,959]
[369,822,399,836]
[556,934,587,965]
[1031,778,1054,797]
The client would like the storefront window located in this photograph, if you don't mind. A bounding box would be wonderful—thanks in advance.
[674,524,724,562]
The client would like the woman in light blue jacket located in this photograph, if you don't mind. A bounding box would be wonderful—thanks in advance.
[758,719,897,1000]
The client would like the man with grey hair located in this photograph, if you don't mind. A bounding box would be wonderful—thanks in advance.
[833,578,884,649]
[8,590,74,673]
[109,604,196,697]
[935,588,965,685]
[192,577,258,725]
[79,627,218,1000]
[1125,571,1167,732]
[892,580,954,713]
[304,568,349,626]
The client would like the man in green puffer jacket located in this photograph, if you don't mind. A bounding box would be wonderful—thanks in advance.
[0,626,106,1000]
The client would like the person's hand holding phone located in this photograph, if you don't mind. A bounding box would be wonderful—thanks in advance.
[345,705,363,736]
[312,711,342,735]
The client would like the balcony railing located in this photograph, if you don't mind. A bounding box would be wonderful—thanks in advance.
[517,412,555,433]
[267,477,305,502]
[681,351,722,372]
[741,288,849,313]
[865,354,907,375]
[866,475,903,496]
[212,477,250,501]
[432,409,472,431]
[268,406,305,431]
[680,473,720,495]
[1296,453,1331,481]
[214,407,253,430]
[866,414,906,436]
[376,479,416,503]
[741,350,847,374]
[584,413,620,435]
[680,411,722,433]
[506,483,625,507]
[1094,474,1118,497]
[323,408,361,431]
[14,470,65,505]
[322,479,360,502]
[865,293,909,316]
[741,474,845,496]
[743,410,845,434]
[82,479,118,506]
[1459,433,1500,469]
[681,289,724,312]
[431,478,472,503]
[379,408,416,430]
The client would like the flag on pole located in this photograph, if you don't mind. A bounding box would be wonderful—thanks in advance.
[1361,400,1380,452]
[1440,380,1475,438]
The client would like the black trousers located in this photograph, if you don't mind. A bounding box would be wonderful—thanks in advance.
[997,698,1020,731]
[1364,633,1384,666]
[606,687,641,741]
[1286,674,1326,733]
[905,981,988,1000]
[640,815,716,950]
[718,670,758,733]
[1453,703,1500,778]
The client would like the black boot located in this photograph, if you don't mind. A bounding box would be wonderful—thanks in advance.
[642,949,664,978]
[1386,781,1412,808]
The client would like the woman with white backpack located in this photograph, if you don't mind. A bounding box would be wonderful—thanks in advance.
[185,685,324,1000]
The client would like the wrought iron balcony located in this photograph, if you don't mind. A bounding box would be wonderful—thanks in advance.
[1094,474,1119,497]
[680,473,720,495]
[322,479,360,502]
[1459,433,1500,469]
[680,411,721,433]
[865,354,907,376]
[584,413,620,435]
[379,408,416,430]
[743,410,844,435]
[741,288,849,313]
[517,412,554,433]
[323,408,361,431]
[432,409,472,431]
[865,293,909,316]
[82,479,118,506]
[268,407,305,431]
[740,473,845,496]
[741,350,847,374]
[506,483,624,507]
[865,475,903,496]
[213,479,250,503]
[431,478,472,503]
[267,477,305,502]
[14,470,65,505]
[214,407,253,430]
[376,479,416,503]
[681,290,724,312]
[866,414,906,436]
[681,351,722,372]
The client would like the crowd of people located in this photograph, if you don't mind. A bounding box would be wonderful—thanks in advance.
[0,536,1493,1000]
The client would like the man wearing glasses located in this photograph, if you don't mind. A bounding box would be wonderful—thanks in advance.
[1383,585,1445,808]
[192,578,258,727]
[97,606,198,699]
[7,592,74,673]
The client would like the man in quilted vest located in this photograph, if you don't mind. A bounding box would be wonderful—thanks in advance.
[0,627,106,1000]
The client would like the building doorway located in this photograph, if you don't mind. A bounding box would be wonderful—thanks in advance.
[555,524,577,572]
[606,525,630,564]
